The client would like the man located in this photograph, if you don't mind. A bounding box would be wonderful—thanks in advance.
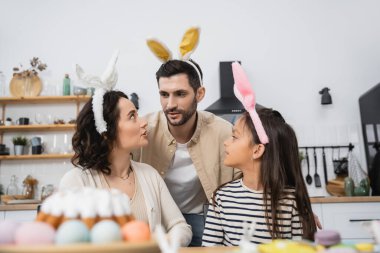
[133,59,240,246]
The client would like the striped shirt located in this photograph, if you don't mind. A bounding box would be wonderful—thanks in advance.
[202,179,303,246]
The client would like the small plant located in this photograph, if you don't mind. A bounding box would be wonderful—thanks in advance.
[13,57,47,78]
[12,136,28,146]
[6,117,11,121]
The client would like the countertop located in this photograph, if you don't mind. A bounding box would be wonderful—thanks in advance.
[0,203,39,211]
[0,196,379,211]
[310,196,380,203]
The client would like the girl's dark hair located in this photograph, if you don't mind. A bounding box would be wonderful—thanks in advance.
[213,109,316,240]
[71,90,128,175]
[155,59,203,92]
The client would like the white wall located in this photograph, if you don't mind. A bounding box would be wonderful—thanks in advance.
[1,0,380,196]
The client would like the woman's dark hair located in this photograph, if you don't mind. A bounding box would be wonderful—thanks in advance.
[213,109,316,240]
[71,90,128,175]
[155,59,203,92]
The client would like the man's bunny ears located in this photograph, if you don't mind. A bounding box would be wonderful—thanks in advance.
[76,50,119,134]
[232,62,269,144]
[146,27,203,86]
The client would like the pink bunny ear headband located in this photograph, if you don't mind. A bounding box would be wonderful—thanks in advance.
[232,62,269,144]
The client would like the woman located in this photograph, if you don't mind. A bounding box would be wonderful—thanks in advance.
[60,90,192,246]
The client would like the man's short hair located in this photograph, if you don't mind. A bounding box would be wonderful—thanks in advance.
[156,59,203,92]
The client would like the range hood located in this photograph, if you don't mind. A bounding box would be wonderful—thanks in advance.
[206,61,263,114]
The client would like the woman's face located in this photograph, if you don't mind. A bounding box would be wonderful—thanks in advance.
[223,117,254,169]
[114,98,148,150]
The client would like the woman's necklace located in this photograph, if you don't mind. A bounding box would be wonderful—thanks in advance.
[103,165,134,188]
[117,165,133,180]
[103,166,135,200]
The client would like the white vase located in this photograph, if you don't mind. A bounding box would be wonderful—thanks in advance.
[14,145,24,155]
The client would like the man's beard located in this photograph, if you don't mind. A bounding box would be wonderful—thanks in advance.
[164,98,197,126]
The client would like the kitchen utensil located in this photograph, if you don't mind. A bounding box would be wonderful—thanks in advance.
[313,148,322,187]
[333,147,348,176]
[322,147,328,185]
[305,148,312,185]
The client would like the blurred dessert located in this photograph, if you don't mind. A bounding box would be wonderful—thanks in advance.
[36,187,133,229]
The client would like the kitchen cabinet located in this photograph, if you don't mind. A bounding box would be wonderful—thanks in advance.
[4,210,37,222]
[322,202,380,242]
[311,196,380,242]
[0,204,38,221]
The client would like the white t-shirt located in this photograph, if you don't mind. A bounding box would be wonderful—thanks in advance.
[164,142,207,214]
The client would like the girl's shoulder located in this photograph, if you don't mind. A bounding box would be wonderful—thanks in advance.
[218,179,242,191]
[214,179,246,198]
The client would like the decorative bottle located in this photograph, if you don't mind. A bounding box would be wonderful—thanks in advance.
[6,175,19,195]
[63,74,71,96]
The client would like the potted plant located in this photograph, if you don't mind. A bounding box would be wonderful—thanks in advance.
[11,57,47,97]
[12,136,28,155]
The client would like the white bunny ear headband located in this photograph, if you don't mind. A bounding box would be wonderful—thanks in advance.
[146,26,203,86]
[76,50,119,134]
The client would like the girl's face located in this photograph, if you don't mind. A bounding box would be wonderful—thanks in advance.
[114,98,148,151]
[223,117,255,169]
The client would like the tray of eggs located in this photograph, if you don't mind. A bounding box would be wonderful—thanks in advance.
[0,219,158,253]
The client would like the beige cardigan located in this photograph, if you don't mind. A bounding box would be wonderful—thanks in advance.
[60,160,192,246]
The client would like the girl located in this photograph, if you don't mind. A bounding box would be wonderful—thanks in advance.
[202,63,316,246]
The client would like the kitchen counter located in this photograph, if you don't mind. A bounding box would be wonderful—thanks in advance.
[180,246,236,253]
[0,196,379,211]
[0,203,39,211]
[310,196,380,203]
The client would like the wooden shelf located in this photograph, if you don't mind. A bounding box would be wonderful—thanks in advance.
[0,153,73,160]
[0,124,76,132]
[0,95,90,104]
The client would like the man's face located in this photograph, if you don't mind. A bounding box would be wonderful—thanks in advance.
[158,73,198,126]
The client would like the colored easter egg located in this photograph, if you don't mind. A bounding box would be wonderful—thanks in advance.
[55,220,90,244]
[121,220,150,242]
[90,220,122,244]
[0,220,20,244]
[14,222,55,245]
